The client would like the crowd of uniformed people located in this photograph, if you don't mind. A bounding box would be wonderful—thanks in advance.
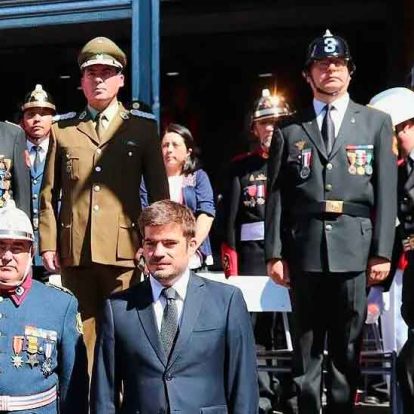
[1,28,414,414]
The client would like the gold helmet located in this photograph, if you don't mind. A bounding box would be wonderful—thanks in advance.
[21,84,56,113]
[251,89,293,125]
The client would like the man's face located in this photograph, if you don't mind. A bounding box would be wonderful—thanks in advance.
[142,223,196,286]
[308,57,351,99]
[253,119,275,153]
[0,239,32,287]
[81,64,124,111]
[22,107,54,144]
[396,120,414,156]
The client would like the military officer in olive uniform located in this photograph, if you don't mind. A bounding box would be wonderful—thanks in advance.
[0,121,30,217]
[39,37,169,370]
[370,87,414,414]
[0,203,88,413]
[21,84,56,282]
[265,30,397,414]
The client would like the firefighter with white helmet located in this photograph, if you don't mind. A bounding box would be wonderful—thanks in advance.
[0,203,88,413]
[370,87,414,413]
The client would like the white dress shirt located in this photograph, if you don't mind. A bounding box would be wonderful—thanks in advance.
[313,93,350,138]
[150,268,190,332]
[27,138,50,166]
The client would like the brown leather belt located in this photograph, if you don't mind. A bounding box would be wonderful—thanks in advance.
[295,200,371,218]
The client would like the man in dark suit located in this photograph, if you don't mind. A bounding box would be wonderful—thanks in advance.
[0,121,30,216]
[91,200,259,414]
[265,30,397,414]
[370,87,414,413]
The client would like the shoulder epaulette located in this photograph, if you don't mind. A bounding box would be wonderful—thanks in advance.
[45,282,74,296]
[53,112,77,122]
[130,109,156,120]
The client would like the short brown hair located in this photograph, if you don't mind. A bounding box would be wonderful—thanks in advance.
[138,200,196,240]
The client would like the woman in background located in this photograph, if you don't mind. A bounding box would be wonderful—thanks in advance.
[141,123,215,270]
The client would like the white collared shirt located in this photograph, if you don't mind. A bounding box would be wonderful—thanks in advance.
[313,93,350,138]
[26,138,50,166]
[88,100,119,130]
[150,268,190,332]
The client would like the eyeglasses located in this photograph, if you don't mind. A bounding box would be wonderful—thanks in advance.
[313,58,347,71]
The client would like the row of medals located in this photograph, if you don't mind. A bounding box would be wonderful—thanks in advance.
[11,335,53,377]
[347,151,373,175]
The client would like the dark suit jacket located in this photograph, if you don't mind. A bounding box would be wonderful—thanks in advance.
[265,100,397,272]
[91,272,259,414]
[0,122,30,216]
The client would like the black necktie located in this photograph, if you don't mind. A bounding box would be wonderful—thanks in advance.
[160,287,179,357]
[321,104,335,155]
[407,156,414,175]
[32,145,41,173]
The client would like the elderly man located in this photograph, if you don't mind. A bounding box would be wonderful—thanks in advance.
[0,202,88,413]
[91,200,259,414]
[39,37,169,369]
[265,30,397,414]
[21,84,56,282]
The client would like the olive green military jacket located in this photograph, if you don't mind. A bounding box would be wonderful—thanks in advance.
[39,104,169,268]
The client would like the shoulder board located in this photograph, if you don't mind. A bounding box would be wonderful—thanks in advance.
[53,112,77,123]
[130,109,156,120]
[45,282,74,296]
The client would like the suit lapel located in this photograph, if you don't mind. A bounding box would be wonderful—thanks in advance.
[329,100,359,159]
[167,273,205,368]
[76,110,100,146]
[136,280,167,366]
[301,106,328,160]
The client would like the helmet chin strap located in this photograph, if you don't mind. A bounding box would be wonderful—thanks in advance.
[308,74,340,97]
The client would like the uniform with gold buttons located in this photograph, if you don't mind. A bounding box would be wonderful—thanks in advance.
[39,37,169,371]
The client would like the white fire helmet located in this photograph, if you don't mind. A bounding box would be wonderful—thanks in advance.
[369,87,414,127]
[0,201,34,243]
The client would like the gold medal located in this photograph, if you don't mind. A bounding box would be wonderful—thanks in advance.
[357,166,365,175]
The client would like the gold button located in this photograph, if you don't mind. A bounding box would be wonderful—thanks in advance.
[96,148,102,154]
[94,185,101,192]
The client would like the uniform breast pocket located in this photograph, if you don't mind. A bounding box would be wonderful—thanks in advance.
[63,152,80,180]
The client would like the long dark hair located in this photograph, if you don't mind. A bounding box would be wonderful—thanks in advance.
[164,123,199,175]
